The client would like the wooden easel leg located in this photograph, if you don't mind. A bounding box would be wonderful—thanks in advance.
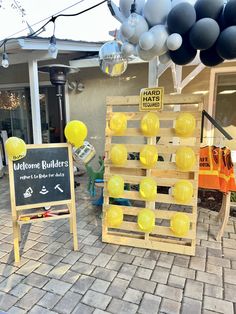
[217,193,226,221]
[216,192,231,241]
[70,204,78,251]
[69,213,73,234]
[13,220,20,263]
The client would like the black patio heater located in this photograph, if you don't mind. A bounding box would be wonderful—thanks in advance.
[38,64,78,142]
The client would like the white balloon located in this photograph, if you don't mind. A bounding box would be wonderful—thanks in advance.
[159,52,171,64]
[139,32,155,50]
[143,0,172,26]
[119,0,145,18]
[121,42,136,57]
[120,21,135,40]
[149,25,169,56]
[127,14,149,45]
[137,45,156,61]
[167,33,183,51]
[172,0,196,7]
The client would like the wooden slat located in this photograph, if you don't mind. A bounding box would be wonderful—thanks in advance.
[106,95,203,105]
[110,167,194,179]
[105,143,200,153]
[106,111,202,121]
[107,221,195,239]
[104,173,196,188]
[106,160,199,172]
[18,214,71,225]
[103,233,195,255]
[106,127,201,138]
[104,190,197,205]
[103,204,195,221]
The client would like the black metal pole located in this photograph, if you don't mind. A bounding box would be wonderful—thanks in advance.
[56,85,64,143]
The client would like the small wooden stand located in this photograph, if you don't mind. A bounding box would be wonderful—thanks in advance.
[9,143,78,263]
[102,94,203,256]
[216,192,236,241]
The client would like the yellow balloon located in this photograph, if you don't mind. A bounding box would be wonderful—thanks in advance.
[64,120,87,148]
[107,206,123,228]
[110,113,127,135]
[172,180,193,203]
[140,145,158,168]
[139,177,157,201]
[140,112,160,136]
[110,144,127,165]
[176,147,196,171]
[5,137,27,161]
[107,175,124,198]
[170,213,190,236]
[138,209,155,233]
[175,113,196,137]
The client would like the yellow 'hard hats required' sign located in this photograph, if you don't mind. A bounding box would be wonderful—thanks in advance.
[139,87,164,111]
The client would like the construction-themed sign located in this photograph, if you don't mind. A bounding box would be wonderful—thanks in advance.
[139,87,164,111]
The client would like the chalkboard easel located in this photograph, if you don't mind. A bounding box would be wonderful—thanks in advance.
[8,143,78,263]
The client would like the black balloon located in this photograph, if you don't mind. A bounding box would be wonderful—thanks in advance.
[170,36,197,65]
[189,18,220,50]
[200,44,224,66]
[216,26,236,59]
[217,5,227,31]
[167,3,196,35]
[195,0,224,20]
[224,0,236,27]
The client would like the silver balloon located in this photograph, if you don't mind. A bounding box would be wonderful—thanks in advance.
[127,14,149,45]
[121,42,136,57]
[136,45,156,61]
[143,0,172,26]
[149,25,169,56]
[120,21,135,40]
[119,0,145,18]
[159,52,171,64]
[139,32,155,50]
[167,33,183,51]
[99,41,128,77]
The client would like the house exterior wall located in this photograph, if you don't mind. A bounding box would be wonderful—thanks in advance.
[68,63,148,162]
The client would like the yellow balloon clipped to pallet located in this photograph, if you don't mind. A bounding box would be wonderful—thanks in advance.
[140,112,160,136]
[176,147,196,172]
[109,113,127,135]
[107,175,124,198]
[175,113,196,137]
[172,180,193,204]
[110,144,127,165]
[106,205,123,228]
[139,177,157,201]
[5,137,27,161]
[138,208,155,233]
[140,145,158,168]
[170,213,190,237]
[64,120,87,148]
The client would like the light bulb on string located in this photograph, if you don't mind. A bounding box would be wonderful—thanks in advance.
[48,18,58,57]
[2,52,9,68]
[48,35,58,57]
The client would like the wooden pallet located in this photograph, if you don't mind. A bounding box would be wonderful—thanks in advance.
[102,94,203,256]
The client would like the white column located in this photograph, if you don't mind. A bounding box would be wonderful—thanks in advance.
[148,57,158,87]
[28,60,42,144]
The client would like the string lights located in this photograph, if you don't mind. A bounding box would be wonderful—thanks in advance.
[0,0,108,68]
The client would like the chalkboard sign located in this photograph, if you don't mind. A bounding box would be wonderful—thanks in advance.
[8,143,78,263]
[12,145,71,206]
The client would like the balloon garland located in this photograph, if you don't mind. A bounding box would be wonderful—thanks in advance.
[100,0,236,72]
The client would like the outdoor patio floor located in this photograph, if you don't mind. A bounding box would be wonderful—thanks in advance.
[0,175,236,314]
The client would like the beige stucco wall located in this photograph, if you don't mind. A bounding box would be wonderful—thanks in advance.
[68,63,148,163]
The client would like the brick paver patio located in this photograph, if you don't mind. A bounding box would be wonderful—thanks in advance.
[0,175,236,314]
